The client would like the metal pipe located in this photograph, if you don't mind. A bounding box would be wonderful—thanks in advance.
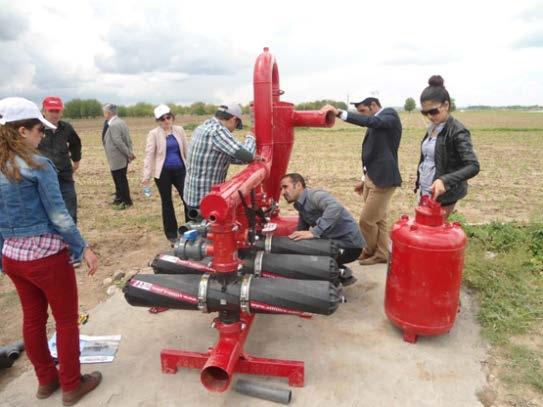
[0,341,24,369]
[234,379,292,405]
[199,161,269,223]
[200,314,254,392]
[292,110,335,128]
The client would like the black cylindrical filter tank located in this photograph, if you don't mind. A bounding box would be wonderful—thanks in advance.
[150,253,212,275]
[123,273,341,316]
[241,252,339,281]
[251,236,339,257]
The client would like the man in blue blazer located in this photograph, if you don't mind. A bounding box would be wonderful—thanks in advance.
[322,98,402,265]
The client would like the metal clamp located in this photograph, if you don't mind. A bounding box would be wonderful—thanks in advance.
[197,274,210,313]
[239,274,253,314]
[254,251,264,277]
[264,235,273,253]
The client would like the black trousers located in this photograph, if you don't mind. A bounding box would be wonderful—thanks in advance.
[154,168,189,240]
[337,247,363,265]
[59,179,77,224]
[333,240,363,265]
[111,166,132,205]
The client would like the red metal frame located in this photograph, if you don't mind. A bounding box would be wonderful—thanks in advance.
[161,313,304,391]
[161,48,334,392]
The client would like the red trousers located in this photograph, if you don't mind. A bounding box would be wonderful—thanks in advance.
[3,250,81,391]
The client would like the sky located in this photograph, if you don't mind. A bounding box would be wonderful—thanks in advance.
[1,0,543,108]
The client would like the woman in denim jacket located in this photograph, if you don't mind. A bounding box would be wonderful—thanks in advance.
[0,97,101,405]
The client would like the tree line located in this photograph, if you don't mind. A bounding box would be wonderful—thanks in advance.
[61,99,350,119]
[404,97,457,112]
[65,97,539,119]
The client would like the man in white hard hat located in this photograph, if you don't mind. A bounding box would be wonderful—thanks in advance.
[183,103,256,220]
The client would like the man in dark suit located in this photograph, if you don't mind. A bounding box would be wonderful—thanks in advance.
[322,98,402,265]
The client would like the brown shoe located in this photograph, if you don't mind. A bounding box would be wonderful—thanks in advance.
[358,255,388,265]
[358,250,372,261]
[36,379,60,399]
[62,371,102,406]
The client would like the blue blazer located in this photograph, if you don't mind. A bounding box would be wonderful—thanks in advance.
[345,107,402,188]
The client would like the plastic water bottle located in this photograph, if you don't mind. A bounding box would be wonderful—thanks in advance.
[143,186,152,198]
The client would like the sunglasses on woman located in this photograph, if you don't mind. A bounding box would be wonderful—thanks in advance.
[420,106,441,116]
[159,114,173,121]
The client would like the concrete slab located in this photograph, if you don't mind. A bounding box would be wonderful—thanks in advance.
[1,264,488,406]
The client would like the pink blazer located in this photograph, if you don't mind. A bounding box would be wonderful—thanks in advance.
[143,125,188,180]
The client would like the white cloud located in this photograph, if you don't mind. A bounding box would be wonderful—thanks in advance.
[1,0,542,106]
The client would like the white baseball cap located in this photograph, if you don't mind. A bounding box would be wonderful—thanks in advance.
[218,103,243,129]
[0,97,56,129]
[154,104,171,120]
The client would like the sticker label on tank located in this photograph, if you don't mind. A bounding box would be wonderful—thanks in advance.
[129,279,198,304]
[262,223,277,233]
[160,255,179,263]
[158,255,214,272]
[250,300,312,317]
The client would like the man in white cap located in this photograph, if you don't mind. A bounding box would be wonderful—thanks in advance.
[183,103,256,220]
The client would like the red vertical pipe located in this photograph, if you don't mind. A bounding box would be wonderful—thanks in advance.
[200,314,255,392]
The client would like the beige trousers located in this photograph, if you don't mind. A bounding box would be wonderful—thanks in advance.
[359,176,396,260]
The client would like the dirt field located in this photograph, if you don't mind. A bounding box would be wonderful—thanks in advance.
[1,110,542,403]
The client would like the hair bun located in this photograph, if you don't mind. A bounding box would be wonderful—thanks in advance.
[428,75,444,87]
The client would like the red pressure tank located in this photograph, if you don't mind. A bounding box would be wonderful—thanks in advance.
[384,196,467,343]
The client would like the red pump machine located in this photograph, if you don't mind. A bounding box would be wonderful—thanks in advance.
[385,196,467,343]
[124,48,341,392]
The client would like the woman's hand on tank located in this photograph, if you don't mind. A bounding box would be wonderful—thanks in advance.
[83,248,98,276]
[431,179,446,199]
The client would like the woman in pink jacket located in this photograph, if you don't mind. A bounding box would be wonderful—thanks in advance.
[142,105,189,244]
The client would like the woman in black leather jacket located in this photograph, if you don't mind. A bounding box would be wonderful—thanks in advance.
[415,75,480,218]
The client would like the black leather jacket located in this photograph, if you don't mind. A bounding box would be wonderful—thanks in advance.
[38,121,81,182]
[415,115,480,206]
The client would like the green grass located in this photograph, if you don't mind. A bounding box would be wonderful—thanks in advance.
[450,215,543,393]
[503,345,543,392]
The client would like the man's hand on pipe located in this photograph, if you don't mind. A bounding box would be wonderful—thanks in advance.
[289,230,315,241]
[320,104,338,116]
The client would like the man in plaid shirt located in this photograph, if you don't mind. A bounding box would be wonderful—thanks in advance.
[184,103,256,219]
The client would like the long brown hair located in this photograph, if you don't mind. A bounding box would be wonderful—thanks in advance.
[0,119,44,181]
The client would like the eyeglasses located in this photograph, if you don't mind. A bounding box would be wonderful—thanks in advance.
[159,114,173,122]
[420,106,441,116]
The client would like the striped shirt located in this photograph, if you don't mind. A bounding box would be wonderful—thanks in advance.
[183,117,256,207]
[2,233,67,262]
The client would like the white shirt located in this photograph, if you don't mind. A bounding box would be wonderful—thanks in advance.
[338,107,383,121]
[107,115,118,126]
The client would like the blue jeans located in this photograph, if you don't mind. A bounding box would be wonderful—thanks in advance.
[59,179,77,224]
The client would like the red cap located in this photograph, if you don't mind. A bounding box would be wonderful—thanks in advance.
[42,96,64,111]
